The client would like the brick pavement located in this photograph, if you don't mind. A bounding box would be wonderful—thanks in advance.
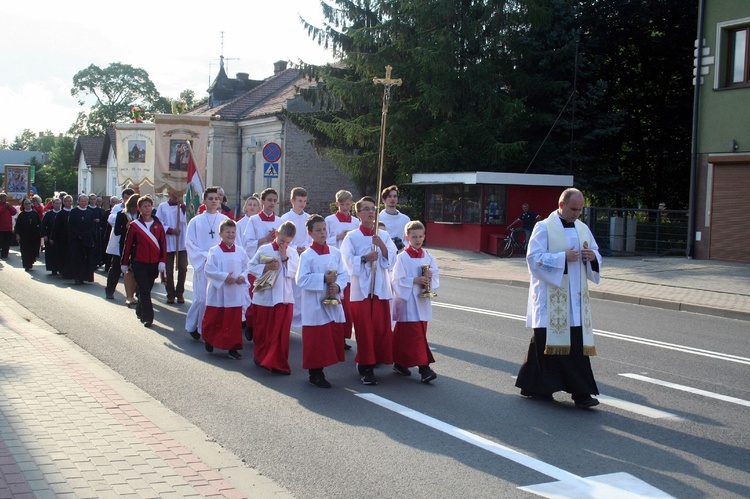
[0,293,292,499]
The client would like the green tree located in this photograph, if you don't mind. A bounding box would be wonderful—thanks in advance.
[10,129,37,150]
[34,135,76,199]
[292,0,531,195]
[70,62,169,135]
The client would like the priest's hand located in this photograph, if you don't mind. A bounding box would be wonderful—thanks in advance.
[225,273,237,284]
[265,260,280,272]
[236,275,246,284]
[581,241,595,263]
[566,246,580,262]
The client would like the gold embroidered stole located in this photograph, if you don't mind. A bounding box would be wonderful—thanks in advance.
[544,217,596,356]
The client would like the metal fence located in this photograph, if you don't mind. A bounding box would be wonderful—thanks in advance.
[584,207,689,257]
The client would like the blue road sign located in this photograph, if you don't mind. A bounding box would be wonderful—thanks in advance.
[263,163,279,178]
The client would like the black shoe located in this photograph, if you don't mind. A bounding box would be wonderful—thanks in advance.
[343,341,352,350]
[419,367,437,383]
[105,293,114,300]
[309,374,332,388]
[51,271,58,276]
[574,396,600,409]
[205,342,214,353]
[520,391,554,402]
[177,295,185,304]
[189,330,201,340]
[243,325,253,342]
[143,321,153,328]
[393,364,412,376]
[228,349,242,360]
[166,297,175,304]
[360,372,378,385]
[271,368,291,375]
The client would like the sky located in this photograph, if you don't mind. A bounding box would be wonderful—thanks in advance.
[1,1,335,144]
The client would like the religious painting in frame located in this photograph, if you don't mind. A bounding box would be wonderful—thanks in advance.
[3,165,31,205]
[169,139,192,172]
[128,140,146,163]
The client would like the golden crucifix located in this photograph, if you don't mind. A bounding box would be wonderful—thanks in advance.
[369,65,402,298]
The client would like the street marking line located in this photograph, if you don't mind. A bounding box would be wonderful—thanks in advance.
[433,302,750,365]
[620,373,750,408]
[356,393,674,498]
[596,395,683,420]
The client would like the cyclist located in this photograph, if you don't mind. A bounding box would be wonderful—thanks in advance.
[506,203,541,249]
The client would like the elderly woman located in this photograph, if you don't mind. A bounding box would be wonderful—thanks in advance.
[67,194,97,285]
[14,198,42,271]
[41,198,63,275]
[50,195,73,278]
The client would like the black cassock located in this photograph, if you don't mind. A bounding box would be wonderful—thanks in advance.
[14,210,41,270]
[50,209,71,278]
[41,210,61,272]
[67,207,97,282]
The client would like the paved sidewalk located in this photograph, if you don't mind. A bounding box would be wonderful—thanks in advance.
[0,291,292,499]
[428,248,750,321]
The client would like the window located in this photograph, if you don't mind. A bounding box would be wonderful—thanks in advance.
[425,184,505,225]
[727,26,750,86]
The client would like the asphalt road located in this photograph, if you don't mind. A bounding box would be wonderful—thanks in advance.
[1,262,749,498]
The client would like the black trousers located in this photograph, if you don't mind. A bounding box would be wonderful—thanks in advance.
[132,261,159,324]
[105,255,122,296]
[0,231,12,258]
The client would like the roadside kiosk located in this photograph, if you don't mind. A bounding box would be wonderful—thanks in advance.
[409,171,573,254]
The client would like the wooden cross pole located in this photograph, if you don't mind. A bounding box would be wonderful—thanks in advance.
[369,65,402,298]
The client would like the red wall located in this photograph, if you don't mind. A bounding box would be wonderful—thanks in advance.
[425,185,566,254]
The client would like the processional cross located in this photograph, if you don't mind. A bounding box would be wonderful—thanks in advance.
[369,65,402,298]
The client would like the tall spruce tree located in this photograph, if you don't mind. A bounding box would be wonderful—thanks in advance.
[294,0,695,207]
[293,0,537,194]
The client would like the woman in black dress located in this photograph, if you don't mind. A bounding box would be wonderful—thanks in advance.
[41,198,63,275]
[14,198,41,271]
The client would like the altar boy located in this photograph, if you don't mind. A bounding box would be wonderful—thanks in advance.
[248,221,299,374]
[296,214,349,388]
[391,221,439,383]
[202,219,249,360]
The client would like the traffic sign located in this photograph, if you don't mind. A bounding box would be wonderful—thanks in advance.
[262,142,282,163]
[263,163,279,178]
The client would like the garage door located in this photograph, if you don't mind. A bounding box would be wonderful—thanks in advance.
[710,163,750,263]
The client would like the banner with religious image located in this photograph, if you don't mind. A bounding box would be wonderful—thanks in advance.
[115,123,156,190]
[154,114,210,196]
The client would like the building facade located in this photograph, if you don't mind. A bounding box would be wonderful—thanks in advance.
[693,1,750,262]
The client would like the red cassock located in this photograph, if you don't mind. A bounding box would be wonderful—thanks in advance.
[349,299,393,366]
[302,323,345,369]
[252,303,293,373]
[392,321,435,368]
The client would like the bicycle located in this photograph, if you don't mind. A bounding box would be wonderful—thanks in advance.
[499,228,527,258]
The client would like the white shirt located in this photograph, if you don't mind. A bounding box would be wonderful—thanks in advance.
[248,243,299,306]
[379,209,410,240]
[186,212,229,272]
[296,246,349,326]
[391,249,439,322]
[281,209,313,250]
[204,244,250,308]
[242,212,281,259]
[325,212,361,248]
[525,213,601,328]
[340,227,397,301]
[156,201,188,252]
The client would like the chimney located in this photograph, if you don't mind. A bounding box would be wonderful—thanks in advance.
[274,60,288,75]
[236,72,249,80]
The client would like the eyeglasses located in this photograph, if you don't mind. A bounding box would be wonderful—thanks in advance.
[358,207,377,212]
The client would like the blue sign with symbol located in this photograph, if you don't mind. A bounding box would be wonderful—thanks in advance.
[263,163,279,178]
[262,142,282,163]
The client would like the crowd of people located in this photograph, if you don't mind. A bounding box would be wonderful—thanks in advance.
[1,184,602,407]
